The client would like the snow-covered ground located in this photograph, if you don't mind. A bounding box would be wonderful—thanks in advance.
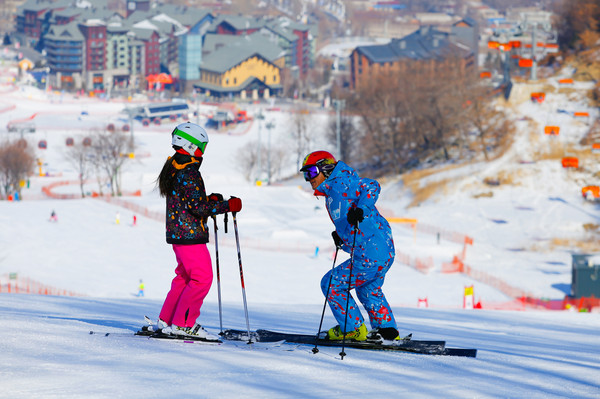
[1,56,599,397]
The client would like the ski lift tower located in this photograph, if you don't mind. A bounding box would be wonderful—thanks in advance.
[487,32,514,99]
[517,17,557,81]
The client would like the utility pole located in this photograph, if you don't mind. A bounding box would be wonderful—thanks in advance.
[255,110,265,182]
[332,99,345,158]
[265,121,275,185]
[531,24,537,81]
[128,111,134,152]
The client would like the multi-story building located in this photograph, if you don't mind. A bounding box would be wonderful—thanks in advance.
[44,21,84,90]
[194,32,284,99]
[130,27,160,78]
[79,20,107,90]
[106,23,130,88]
[350,26,475,90]
[16,0,70,47]
[13,0,316,94]
[126,0,150,18]
[262,18,313,79]
[179,11,215,90]
[211,15,317,80]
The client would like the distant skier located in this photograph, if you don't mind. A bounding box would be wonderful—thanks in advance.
[49,209,58,222]
[300,151,399,342]
[154,122,242,338]
[137,279,145,297]
[115,211,120,225]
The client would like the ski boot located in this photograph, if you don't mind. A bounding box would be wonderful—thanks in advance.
[366,327,400,342]
[326,323,368,341]
[172,323,220,342]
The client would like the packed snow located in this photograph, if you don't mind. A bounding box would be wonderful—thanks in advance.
[0,58,599,397]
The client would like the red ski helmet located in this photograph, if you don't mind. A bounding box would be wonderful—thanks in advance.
[300,151,337,180]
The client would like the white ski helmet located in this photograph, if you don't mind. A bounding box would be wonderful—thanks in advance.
[171,122,209,156]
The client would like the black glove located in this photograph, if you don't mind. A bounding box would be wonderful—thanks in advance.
[347,207,364,227]
[209,193,223,201]
[332,231,343,249]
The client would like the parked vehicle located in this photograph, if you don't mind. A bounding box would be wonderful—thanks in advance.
[131,102,191,124]
[7,121,36,133]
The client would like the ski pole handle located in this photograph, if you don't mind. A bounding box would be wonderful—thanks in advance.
[224,212,228,234]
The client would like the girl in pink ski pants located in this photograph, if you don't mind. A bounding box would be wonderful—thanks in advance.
[159,244,213,327]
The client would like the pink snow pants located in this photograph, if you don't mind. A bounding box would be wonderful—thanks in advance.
[159,244,213,327]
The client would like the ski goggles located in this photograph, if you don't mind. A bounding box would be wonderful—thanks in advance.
[302,165,321,181]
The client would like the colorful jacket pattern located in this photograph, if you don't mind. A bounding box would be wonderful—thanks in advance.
[316,160,395,260]
[165,155,229,244]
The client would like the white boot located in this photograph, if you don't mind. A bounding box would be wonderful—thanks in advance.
[157,319,171,334]
[172,323,219,341]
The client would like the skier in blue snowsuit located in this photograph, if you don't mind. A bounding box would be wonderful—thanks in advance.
[300,151,399,341]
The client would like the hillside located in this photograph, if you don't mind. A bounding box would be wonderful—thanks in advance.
[1,48,600,397]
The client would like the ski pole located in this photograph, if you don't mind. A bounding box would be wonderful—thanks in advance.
[340,224,359,360]
[212,215,224,334]
[232,212,252,343]
[312,246,340,354]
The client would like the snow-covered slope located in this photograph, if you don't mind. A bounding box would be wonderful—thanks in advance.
[0,60,599,397]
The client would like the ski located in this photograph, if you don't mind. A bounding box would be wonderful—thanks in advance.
[91,330,298,351]
[90,329,222,344]
[221,329,477,357]
[135,326,154,336]
[144,331,222,344]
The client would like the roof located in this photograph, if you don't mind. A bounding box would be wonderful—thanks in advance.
[194,76,282,93]
[44,21,85,42]
[454,17,477,28]
[129,26,158,41]
[200,32,285,73]
[17,0,68,13]
[210,15,265,32]
[355,26,472,63]
[263,19,298,43]
[152,4,213,27]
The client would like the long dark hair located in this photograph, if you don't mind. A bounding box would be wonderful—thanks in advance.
[157,156,176,197]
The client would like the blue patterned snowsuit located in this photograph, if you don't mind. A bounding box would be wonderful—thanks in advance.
[316,161,397,333]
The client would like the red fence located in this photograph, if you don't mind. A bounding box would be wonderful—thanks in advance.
[0,274,83,296]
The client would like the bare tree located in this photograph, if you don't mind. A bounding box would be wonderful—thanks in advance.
[554,0,600,50]
[325,109,360,163]
[349,60,488,176]
[265,144,288,183]
[288,107,314,170]
[235,140,261,181]
[0,140,35,199]
[64,143,94,197]
[89,128,133,196]
[350,71,419,176]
